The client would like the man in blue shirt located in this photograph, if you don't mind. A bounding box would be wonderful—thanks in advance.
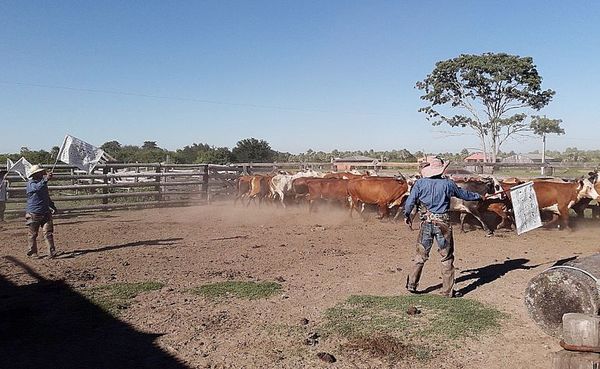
[403,157,482,297]
[25,165,56,258]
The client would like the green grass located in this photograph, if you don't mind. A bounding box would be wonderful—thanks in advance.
[190,281,282,300]
[83,281,164,314]
[323,294,507,362]
[494,167,591,179]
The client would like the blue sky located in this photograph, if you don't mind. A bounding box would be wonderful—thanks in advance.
[1,1,599,154]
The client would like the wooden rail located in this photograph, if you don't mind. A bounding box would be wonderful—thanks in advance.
[7,180,207,193]
[3,163,240,215]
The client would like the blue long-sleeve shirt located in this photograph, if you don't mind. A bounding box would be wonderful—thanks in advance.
[26,178,51,214]
[404,178,481,217]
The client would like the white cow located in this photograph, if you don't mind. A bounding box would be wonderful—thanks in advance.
[270,169,324,207]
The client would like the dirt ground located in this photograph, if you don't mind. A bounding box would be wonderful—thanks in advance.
[1,202,599,369]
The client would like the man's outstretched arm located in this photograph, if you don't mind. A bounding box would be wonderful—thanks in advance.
[450,182,482,202]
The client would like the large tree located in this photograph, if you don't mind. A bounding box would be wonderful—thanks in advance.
[416,53,555,162]
[196,147,232,165]
[101,141,123,159]
[530,115,565,164]
[231,138,274,163]
[142,141,158,150]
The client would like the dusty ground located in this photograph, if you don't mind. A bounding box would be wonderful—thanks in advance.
[1,202,599,369]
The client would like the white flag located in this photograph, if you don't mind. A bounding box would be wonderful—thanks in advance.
[57,135,106,173]
[510,181,543,235]
[7,157,33,180]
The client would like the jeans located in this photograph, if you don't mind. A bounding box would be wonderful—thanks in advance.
[407,218,455,296]
[26,212,55,256]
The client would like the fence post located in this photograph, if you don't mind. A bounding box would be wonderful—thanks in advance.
[102,167,109,207]
[202,164,209,202]
[155,165,162,203]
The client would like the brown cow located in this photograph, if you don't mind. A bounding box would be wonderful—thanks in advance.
[485,201,513,230]
[571,173,600,218]
[324,172,366,180]
[450,177,502,235]
[246,175,273,207]
[347,177,409,219]
[234,175,253,206]
[479,178,527,230]
[462,199,516,232]
[305,178,350,212]
[532,177,600,229]
[291,176,319,202]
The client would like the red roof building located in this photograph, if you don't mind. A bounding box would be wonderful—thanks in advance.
[464,152,485,162]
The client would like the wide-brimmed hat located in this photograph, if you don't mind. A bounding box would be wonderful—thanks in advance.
[28,164,46,177]
[420,156,450,178]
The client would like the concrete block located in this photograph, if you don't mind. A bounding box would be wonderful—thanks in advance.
[552,350,600,369]
[563,313,600,351]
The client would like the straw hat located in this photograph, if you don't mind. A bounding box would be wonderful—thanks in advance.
[420,156,450,178]
[28,164,46,177]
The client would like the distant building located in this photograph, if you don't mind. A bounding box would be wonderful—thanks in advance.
[464,152,485,163]
[332,155,378,171]
[463,152,499,163]
[502,153,560,164]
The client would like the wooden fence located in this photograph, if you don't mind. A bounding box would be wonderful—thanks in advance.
[4,163,241,216]
[4,160,599,216]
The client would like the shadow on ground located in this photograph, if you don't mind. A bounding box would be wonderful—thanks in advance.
[0,256,190,369]
[422,258,538,296]
[61,238,184,258]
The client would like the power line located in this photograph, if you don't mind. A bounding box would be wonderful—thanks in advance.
[0,80,402,118]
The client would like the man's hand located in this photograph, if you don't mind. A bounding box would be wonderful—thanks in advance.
[404,216,412,229]
[46,172,54,180]
[49,201,57,214]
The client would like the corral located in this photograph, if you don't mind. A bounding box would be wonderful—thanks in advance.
[1,201,598,368]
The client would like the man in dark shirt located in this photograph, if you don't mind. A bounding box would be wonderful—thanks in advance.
[25,165,56,258]
[403,157,482,297]
[0,169,7,223]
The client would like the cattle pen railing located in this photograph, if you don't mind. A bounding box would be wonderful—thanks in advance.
[3,163,241,216]
[5,160,599,217]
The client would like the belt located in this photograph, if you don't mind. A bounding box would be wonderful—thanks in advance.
[421,212,450,222]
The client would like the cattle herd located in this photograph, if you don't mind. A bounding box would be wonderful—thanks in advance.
[234,169,600,234]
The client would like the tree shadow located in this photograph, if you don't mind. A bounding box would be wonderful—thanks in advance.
[54,213,119,220]
[54,219,98,226]
[60,238,184,258]
[0,256,190,369]
[421,258,539,296]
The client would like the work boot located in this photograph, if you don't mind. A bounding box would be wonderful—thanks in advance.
[405,276,418,294]
[441,290,463,298]
[26,250,38,258]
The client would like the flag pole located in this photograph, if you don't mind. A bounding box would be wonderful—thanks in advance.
[51,135,68,173]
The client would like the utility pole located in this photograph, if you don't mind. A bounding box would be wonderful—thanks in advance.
[542,134,546,164]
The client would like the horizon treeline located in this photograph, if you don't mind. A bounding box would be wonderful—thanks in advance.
[1,137,598,165]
